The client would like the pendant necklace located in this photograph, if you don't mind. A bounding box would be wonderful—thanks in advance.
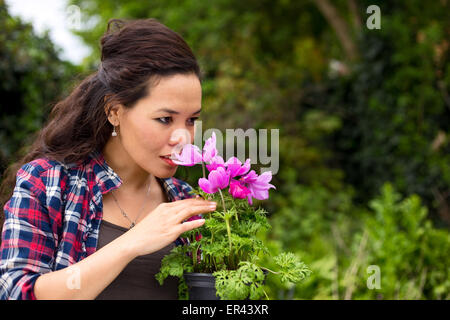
[110,176,152,229]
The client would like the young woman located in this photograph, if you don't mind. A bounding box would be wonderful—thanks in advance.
[0,18,216,300]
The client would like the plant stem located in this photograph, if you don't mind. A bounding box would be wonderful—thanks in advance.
[218,188,234,267]
[192,246,198,269]
[212,256,217,271]
[260,266,280,275]
[217,188,226,212]
[225,216,232,253]
[201,161,206,179]
[207,212,214,244]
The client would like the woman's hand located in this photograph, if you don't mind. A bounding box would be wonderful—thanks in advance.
[120,198,216,257]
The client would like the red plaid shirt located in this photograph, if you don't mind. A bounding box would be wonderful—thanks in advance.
[0,149,197,300]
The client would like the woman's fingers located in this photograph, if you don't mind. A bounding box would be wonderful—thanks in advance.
[168,198,214,208]
[177,217,206,234]
[176,202,216,223]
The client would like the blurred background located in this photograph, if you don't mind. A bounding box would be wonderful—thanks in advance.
[0,0,449,299]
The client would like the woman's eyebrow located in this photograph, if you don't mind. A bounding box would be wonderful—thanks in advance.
[156,108,202,115]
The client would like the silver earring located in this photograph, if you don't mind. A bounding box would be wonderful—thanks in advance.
[112,125,118,137]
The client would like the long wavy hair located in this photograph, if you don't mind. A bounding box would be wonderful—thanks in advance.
[0,18,202,234]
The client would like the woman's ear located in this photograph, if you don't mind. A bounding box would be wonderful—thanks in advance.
[104,96,121,126]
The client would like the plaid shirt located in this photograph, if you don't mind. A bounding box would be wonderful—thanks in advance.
[0,149,198,300]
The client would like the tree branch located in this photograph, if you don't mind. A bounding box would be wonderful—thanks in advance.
[314,0,359,61]
[347,0,362,29]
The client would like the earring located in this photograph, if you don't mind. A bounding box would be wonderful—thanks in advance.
[112,125,118,137]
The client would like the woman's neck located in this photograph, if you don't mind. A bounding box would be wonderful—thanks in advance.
[102,139,155,193]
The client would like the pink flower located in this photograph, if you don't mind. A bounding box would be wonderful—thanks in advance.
[198,167,231,194]
[205,155,226,172]
[171,132,218,166]
[171,131,276,204]
[202,132,217,163]
[229,179,251,199]
[171,144,203,166]
[225,157,251,178]
[240,170,276,205]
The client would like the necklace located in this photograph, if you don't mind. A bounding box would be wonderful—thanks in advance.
[110,176,152,229]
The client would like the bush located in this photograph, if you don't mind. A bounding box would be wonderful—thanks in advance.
[265,182,450,299]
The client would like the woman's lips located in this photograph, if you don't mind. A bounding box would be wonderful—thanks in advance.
[160,156,178,167]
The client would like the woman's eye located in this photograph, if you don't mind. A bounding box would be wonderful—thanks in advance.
[157,117,172,124]
[156,117,198,125]
[188,117,199,125]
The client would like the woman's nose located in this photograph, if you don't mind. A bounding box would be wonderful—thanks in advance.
[169,128,191,146]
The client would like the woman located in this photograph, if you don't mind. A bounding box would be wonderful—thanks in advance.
[0,18,216,300]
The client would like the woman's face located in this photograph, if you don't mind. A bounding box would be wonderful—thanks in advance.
[113,73,202,178]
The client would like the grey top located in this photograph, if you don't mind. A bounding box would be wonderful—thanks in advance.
[94,219,179,300]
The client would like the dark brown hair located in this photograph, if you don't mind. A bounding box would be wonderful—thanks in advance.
[0,18,202,233]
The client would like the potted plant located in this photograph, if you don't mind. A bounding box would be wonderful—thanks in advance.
[156,133,311,299]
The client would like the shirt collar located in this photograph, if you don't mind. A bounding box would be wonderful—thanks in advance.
[88,149,177,202]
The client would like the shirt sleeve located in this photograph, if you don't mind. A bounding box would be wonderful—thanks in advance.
[0,162,57,300]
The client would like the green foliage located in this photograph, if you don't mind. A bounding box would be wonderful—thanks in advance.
[0,2,81,169]
[214,262,266,300]
[267,183,450,299]
[326,1,450,218]
[156,189,310,299]
[356,183,450,299]
[273,252,312,284]
[156,245,193,285]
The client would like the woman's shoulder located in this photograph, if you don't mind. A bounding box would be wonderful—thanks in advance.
[19,155,84,181]
[16,155,90,198]
[17,157,68,185]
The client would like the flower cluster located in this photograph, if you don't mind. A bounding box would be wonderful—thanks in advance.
[171,132,276,205]
[158,132,311,300]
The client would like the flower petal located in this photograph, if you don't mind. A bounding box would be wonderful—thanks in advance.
[241,170,258,183]
[236,159,251,176]
[205,155,225,172]
[202,132,218,163]
[247,193,253,206]
[172,144,203,166]
[257,171,273,184]
[225,156,242,166]
[229,179,251,199]
[198,178,215,194]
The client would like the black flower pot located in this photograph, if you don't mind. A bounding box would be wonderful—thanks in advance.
[184,270,269,300]
[184,273,220,300]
